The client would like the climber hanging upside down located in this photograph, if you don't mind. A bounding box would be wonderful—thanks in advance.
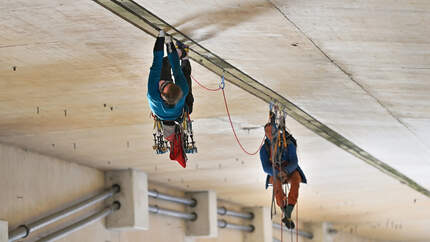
[260,122,307,229]
[161,39,194,114]
[147,30,194,168]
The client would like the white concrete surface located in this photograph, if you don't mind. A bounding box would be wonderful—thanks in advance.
[303,221,380,242]
[0,221,7,242]
[243,207,272,242]
[1,0,430,241]
[105,169,149,230]
[186,191,218,238]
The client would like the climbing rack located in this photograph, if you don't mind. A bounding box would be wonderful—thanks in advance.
[151,111,197,155]
[182,111,197,154]
[152,114,170,154]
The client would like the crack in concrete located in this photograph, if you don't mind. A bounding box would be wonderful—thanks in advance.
[268,0,430,154]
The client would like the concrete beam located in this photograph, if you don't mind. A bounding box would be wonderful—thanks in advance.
[243,207,272,242]
[0,220,7,242]
[105,169,149,230]
[185,191,218,238]
[322,222,334,242]
[303,222,334,242]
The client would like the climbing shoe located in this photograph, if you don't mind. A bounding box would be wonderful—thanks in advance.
[282,217,295,229]
[282,204,295,229]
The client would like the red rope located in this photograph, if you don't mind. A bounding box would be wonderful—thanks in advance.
[296,200,299,242]
[191,74,265,155]
[222,88,266,155]
[281,210,284,242]
[191,74,222,92]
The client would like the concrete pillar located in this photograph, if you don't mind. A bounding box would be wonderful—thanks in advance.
[303,221,334,242]
[105,169,149,230]
[0,220,7,242]
[322,222,334,242]
[184,237,196,242]
[185,191,218,238]
[243,207,272,242]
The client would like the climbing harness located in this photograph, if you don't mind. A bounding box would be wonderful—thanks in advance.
[268,104,288,216]
[151,109,197,156]
[266,104,300,242]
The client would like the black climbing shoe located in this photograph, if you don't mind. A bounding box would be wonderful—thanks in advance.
[281,204,295,229]
[282,217,295,229]
[283,204,294,218]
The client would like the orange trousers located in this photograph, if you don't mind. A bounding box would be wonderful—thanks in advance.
[269,170,301,208]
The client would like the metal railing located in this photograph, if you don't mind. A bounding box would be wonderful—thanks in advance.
[8,185,120,242]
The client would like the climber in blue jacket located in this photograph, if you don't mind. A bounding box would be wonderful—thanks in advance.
[260,122,307,229]
[147,30,189,121]
[147,30,190,168]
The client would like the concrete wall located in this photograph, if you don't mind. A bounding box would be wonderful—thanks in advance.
[0,142,106,241]
[0,143,247,242]
[0,142,382,242]
[301,222,388,242]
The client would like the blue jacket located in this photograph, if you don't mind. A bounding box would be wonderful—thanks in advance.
[260,138,307,189]
[147,47,189,121]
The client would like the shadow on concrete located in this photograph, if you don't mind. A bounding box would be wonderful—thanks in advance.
[173,1,272,42]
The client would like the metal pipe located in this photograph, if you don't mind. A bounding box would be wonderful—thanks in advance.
[148,205,197,221]
[8,227,27,242]
[9,185,120,241]
[272,223,313,239]
[36,202,120,242]
[217,206,254,220]
[147,191,254,221]
[217,219,254,232]
[148,189,196,207]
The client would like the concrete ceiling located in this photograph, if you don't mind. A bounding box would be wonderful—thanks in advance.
[1,0,429,241]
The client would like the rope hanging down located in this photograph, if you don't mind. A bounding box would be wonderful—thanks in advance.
[193,76,298,241]
[191,74,265,155]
